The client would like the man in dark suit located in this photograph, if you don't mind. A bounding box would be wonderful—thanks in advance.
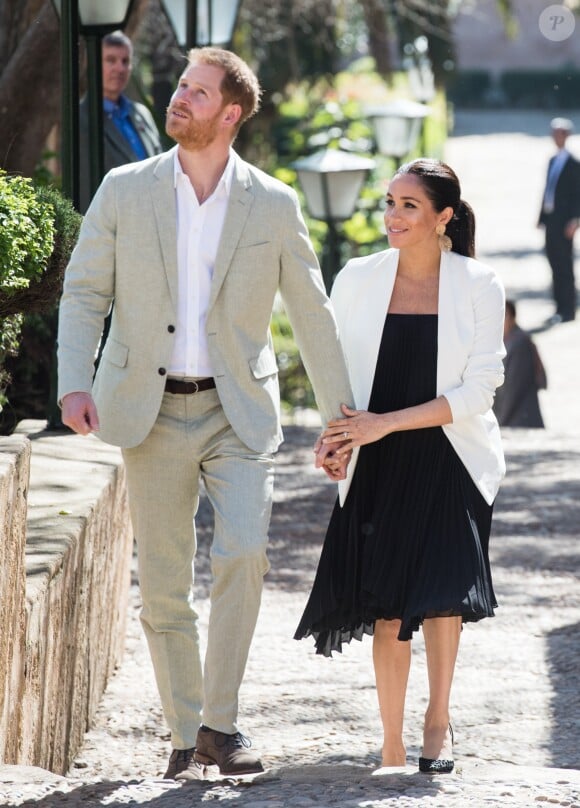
[538,117,580,324]
[79,30,162,213]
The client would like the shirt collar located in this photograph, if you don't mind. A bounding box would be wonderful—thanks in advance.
[173,148,235,199]
[103,94,130,117]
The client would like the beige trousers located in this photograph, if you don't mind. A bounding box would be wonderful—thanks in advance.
[122,388,273,749]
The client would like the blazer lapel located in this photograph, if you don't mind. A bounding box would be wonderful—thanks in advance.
[151,148,179,310]
[209,154,254,310]
[349,250,398,411]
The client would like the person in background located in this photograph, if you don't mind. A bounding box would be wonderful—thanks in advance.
[58,47,352,782]
[493,299,546,428]
[296,159,506,775]
[538,117,580,325]
[79,30,162,213]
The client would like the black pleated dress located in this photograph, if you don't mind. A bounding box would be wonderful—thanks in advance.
[295,314,497,658]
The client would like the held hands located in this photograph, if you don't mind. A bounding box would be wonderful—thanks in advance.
[321,403,390,455]
[61,392,100,435]
[313,432,351,480]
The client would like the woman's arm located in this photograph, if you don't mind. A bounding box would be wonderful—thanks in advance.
[322,397,453,455]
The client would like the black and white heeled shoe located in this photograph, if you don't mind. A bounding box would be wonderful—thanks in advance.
[419,723,454,774]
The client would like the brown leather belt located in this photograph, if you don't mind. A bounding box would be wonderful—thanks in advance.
[165,377,216,395]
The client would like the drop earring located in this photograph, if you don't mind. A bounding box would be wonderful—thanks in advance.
[436,223,452,252]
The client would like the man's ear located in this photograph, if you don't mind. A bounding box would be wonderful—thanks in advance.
[223,104,242,127]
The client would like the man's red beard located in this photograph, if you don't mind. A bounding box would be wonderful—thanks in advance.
[165,105,222,150]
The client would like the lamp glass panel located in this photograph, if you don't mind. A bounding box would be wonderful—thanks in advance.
[197,0,239,45]
[373,117,422,159]
[296,172,327,220]
[325,170,367,220]
[297,169,367,222]
[163,0,186,46]
[78,0,132,26]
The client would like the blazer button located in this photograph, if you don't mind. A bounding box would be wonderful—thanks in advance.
[168,325,175,333]
[158,367,167,376]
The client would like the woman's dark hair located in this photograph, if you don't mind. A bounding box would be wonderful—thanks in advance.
[394,158,476,258]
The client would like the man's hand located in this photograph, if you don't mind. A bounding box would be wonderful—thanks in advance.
[564,218,579,240]
[314,433,351,481]
[61,392,100,435]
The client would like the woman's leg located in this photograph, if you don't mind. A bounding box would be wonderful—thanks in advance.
[421,616,462,759]
[373,619,411,766]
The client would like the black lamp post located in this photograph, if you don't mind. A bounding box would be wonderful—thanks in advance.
[292,149,375,293]
[49,0,135,430]
[365,99,429,170]
[162,0,242,48]
[53,0,136,209]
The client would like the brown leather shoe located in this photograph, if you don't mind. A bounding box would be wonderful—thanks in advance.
[194,726,264,774]
[164,747,206,781]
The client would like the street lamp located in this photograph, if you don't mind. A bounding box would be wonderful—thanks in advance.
[292,149,376,292]
[162,0,242,48]
[365,99,429,169]
[49,0,135,429]
[53,0,136,208]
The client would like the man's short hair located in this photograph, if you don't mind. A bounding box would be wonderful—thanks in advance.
[103,30,133,59]
[186,47,261,130]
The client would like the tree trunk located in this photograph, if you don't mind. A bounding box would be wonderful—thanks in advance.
[360,0,393,78]
[0,1,61,176]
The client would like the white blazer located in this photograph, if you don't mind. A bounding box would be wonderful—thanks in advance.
[331,248,506,506]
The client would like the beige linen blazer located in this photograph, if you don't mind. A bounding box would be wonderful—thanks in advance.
[331,248,506,506]
[58,147,352,452]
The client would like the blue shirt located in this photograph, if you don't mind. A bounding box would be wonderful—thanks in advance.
[104,95,147,160]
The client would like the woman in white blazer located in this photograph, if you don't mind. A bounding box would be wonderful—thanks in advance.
[296,159,505,774]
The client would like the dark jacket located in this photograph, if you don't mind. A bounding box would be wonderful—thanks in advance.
[79,95,162,213]
[493,325,546,428]
[539,153,580,230]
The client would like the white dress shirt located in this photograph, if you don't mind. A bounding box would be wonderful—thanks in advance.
[167,148,234,378]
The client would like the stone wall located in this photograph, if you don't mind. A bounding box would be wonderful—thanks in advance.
[0,436,30,765]
[453,0,580,75]
[0,423,132,774]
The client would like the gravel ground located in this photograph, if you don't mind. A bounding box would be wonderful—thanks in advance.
[1,110,580,807]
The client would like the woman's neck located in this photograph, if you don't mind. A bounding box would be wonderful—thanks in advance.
[396,244,442,280]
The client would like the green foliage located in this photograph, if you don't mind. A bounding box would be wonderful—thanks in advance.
[0,183,81,319]
[271,308,316,412]
[0,170,55,298]
[0,315,23,410]
[0,176,82,416]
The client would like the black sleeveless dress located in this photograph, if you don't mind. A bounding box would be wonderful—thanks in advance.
[295,314,497,657]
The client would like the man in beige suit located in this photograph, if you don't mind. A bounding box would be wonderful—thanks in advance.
[58,48,352,781]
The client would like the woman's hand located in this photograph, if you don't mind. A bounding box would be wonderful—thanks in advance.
[321,404,390,454]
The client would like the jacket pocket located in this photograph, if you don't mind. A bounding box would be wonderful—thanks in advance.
[249,347,278,379]
[103,338,129,368]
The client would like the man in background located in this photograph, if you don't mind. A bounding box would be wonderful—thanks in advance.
[538,117,580,325]
[493,300,546,428]
[79,30,162,212]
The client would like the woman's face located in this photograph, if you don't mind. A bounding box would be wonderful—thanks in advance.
[384,174,452,250]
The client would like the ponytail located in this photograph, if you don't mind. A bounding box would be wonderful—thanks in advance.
[447,199,475,258]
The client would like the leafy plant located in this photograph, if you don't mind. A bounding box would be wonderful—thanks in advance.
[0,170,55,300]
[0,174,82,416]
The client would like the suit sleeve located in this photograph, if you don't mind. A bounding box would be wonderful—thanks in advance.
[276,189,353,424]
[57,173,118,401]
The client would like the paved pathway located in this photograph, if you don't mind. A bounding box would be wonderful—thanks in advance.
[2,110,580,806]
